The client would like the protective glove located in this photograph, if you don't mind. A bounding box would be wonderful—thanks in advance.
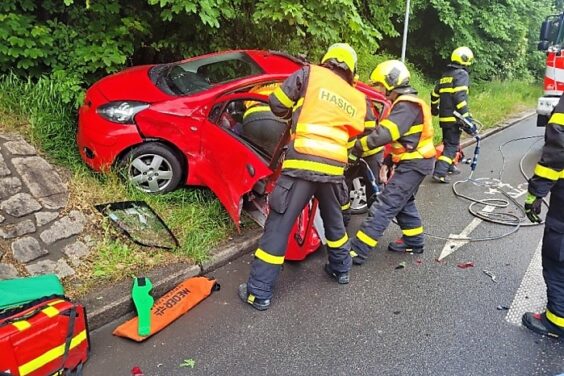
[524,192,542,223]
[431,105,439,116]
[348,139,363,161]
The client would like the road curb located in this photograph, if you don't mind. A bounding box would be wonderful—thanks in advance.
[81,230,261,331]
[460,110,536,149]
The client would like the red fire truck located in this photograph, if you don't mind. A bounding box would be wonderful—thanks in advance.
[537,13,564,126]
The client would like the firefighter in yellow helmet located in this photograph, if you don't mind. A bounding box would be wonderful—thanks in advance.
[349,60,435,264]
[238,43,375,310]
[431,46,476,183]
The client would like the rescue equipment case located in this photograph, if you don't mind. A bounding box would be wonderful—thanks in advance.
[0,296,90,376]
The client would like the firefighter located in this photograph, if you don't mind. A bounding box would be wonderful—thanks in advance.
[349,60,435,264]
[431,46,476,183]
[241,83,286,155]
[522,94,564,339]
[238,43,375,311]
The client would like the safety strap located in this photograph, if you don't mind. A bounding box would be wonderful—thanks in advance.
[60,306,77,374]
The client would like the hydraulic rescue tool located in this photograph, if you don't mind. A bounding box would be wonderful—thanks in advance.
[454,110,480,176]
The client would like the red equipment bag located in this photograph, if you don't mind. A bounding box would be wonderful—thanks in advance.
[0,296,90,376]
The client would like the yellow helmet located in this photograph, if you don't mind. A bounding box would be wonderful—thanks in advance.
[369,60,410,92]
[451,46,474,66]
[321,43,357,73]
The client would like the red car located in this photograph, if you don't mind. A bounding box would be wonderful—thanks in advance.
[77,49,390,259]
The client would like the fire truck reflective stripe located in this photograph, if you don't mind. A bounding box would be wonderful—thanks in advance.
[41,306,59,318]
[381,119,400,140]
[439,116,456,122]
[534,164,563,181]
[546,309,564,328]
[362,146,383,157]
[327,234,349,248]
[255,248,284,265]
[341,202,350,210]
[404,124,423,136]
[402,226,423,236]
[243,105,271,120]
[456,101,467,109]
[439,86,468,93]
[12,320,31,331]
[273,87,294,108]
[19,329,87,376]
[356,230,377,247]
[439,155,453,164]
[282,159,344,175]
[549,112,564,126]
[364,120,376,129]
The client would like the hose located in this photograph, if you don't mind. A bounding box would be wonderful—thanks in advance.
[423,132,545,243]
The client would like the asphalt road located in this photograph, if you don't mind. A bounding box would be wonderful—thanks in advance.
[86,115,564,376]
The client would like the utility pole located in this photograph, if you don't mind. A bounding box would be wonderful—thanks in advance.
[401,0,411,62]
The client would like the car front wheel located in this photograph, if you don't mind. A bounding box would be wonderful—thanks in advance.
[120,143,184,194]
[349,176,368,214]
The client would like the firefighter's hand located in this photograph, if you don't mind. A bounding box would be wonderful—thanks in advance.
[379,165,389,184]
[524,192,542,223]
[431,105,439,116]
[349,140,363,160]
[462,116,478,136]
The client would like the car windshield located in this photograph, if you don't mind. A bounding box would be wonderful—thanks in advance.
[158,52,265,96]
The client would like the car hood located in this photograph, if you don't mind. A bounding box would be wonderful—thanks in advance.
[93,65,172,103]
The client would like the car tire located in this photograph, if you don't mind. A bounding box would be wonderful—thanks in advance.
[120,142,184,194]
[349,176,368,215]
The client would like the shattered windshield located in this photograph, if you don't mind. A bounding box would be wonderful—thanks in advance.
[156,52,264,96]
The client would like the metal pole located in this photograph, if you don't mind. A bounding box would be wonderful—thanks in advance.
[401,0,411,62]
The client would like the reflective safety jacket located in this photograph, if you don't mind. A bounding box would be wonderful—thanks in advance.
[528,95,564,200]
[431,64,470,126]
[270,65,372,182]
[356,93,435,171]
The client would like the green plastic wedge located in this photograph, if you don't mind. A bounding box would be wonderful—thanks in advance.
[132,277,154,337]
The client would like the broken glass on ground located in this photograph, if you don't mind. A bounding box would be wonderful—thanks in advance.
[96,201,179,249]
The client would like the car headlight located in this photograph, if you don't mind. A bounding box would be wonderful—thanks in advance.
[96,101,149,124]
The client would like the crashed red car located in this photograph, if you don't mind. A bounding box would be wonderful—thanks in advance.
[77,49,391,259]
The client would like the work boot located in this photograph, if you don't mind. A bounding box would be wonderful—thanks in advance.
[522,312,564,339]
[350,250,367,265]
[432,174,450,184]
[387,238,424,254]
[238,283,270,311]
[324,264,350,284]
[448,164,461,175]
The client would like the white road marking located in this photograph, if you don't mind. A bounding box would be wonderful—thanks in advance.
[505,239,546,325]
[438,205,495,260]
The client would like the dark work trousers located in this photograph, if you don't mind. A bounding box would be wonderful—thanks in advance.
[434,124,461,177]
[350,165,426,258]
[247,175,351,300]
[542,180,564,330]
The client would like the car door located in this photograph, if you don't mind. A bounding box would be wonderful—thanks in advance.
[198,92,288,227]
